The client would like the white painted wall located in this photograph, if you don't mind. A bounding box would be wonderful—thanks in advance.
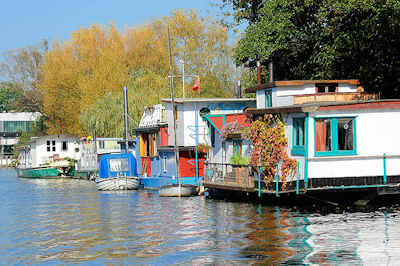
[31,136,80,166]
[276,85,316,97]
[338,84,358,92]
[307,109,400,178]
[164,100,255,147]
[256,90,265,109]
[257,83,358,108]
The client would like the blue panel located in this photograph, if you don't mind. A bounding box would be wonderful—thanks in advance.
[98,153,138,178]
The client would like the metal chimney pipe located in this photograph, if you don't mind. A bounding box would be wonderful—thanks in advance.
[269,61,274,83]
[257,61,261,85]
[237,79,242,98]
[123,86,129,153]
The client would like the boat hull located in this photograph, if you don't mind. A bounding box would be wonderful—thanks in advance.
[159,184,197,197]
[17,167,62,178]
[95,176,139,191]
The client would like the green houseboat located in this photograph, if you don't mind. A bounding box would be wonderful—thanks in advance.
[16,135,80,178]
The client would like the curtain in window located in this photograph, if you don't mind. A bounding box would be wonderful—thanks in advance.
[316,120,328,152]
[140,134,147,157]
[338,119,353,150]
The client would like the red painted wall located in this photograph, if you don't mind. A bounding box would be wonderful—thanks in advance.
[225,113,250,127]
[141,157,151,177]
[160,126,168,146]
[318,101,400,111]
[179,151,205,177]
[208,116,224,132]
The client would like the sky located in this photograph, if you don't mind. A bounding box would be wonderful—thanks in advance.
[0,0,220,55]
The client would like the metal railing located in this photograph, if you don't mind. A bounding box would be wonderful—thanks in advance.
[204,162,255,188]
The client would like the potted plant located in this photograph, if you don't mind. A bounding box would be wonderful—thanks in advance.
[196,143,212,153]
[229,154,250,184]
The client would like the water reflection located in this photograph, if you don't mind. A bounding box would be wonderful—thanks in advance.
[1,169,400,264]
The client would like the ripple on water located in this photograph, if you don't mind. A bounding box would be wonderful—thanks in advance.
[1,169,400,264]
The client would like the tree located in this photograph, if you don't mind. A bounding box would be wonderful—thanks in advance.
[40,9,236,136]
[218,0,264,25]
[0,82,19,112]
[229,0,400,97]
[0,40,47,112]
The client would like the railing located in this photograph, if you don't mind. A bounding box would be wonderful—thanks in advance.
[204,162,255,188]
[294,92,380,105]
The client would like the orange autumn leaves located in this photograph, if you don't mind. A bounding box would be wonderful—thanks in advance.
[40,9,235,136]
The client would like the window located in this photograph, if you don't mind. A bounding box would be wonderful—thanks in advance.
[265,89,272,108]
[233,140,242,156]
[99,140,105,149]
[47,140,56,152]
[62,141,68,151]
[292,118,305,155]
[139,132,158,157]
[316,83,338,93]
[210,126,216,148]
[163,156,167,172]
[315,117,356,156]
[3,121,33,133]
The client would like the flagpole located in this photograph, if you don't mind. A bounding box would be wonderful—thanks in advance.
[182,57,185,98]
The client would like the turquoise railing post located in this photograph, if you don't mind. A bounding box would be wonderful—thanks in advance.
[195,103,199,185]
[383,153,387,184]
[275,164,279,197]
[258,161,262,198]
[296,162,300,195]
[304,114,309,189]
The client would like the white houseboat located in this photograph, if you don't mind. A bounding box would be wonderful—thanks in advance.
[206,79,400,203]
[17,135,80,178]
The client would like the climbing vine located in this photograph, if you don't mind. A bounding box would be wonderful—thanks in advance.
[246,114,297,188]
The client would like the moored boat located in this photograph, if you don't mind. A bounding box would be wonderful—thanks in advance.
[16,137,78,179]
[95,153,139,191]
[159,183,197,197]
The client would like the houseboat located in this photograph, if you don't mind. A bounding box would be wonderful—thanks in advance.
[16,135,80,178]
[204,80,400,204]
[75,137,134,180]
[135,98,256,189]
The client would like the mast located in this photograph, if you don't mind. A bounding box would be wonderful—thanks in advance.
[168,26,180,184]
[123,85,129,153]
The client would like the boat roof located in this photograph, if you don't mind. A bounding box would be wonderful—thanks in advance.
[162,98,255,104]
[27,134,78,144]
[245,99,400,118]
[245,80,360,93]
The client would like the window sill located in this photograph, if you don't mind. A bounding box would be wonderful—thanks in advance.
[315,151,357,157]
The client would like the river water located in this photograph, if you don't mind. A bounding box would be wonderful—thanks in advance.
[1,169,400,265]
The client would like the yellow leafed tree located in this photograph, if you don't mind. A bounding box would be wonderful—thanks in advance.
[40,9,236,136]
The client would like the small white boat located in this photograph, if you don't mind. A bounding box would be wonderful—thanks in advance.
[96,176,139,191]
[96,153,139,191]
[159,183,197,197]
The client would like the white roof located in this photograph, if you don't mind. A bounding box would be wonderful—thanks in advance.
[162,98,255,104]
[0,112,41,121]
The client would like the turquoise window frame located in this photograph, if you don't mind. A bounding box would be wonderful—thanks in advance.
[314,117,357,157]
[233,139,243,156]
[264,89,272,108]
[291,117,305,156]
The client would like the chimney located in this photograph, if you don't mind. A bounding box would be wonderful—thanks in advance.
[268,61,273,83]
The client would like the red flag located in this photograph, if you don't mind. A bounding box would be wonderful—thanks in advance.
[192,77,200,91]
